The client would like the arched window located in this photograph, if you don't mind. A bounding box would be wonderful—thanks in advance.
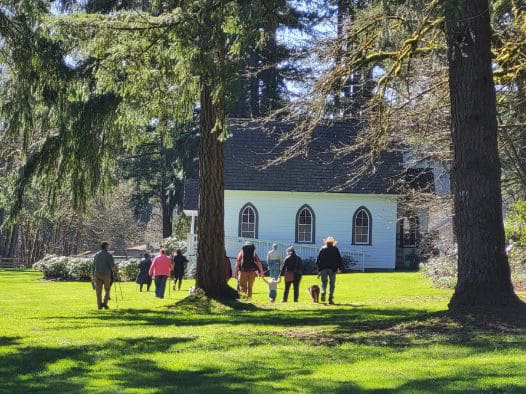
[295,205,315,244]
[353,207,372,245]
[238,203,258,239]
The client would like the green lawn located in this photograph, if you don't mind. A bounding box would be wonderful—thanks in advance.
[1,270,525,393]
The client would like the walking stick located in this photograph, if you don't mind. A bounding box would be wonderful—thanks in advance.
[118,278,124,299]
[114,280,119,308]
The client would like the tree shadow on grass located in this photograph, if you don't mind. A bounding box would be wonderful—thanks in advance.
[44,306,437,334]
[0,336,21,347]
[3,337,525,393]
[171,295,263,314]
[352,372,526,394]
[0,336,195,393]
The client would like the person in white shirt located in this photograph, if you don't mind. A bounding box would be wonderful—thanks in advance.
[266,244,282,278]
[261,276,281,303]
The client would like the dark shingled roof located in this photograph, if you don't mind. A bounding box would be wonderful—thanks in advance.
[224,120,402,194]
[404,168,436,192]
[184,121,403,210]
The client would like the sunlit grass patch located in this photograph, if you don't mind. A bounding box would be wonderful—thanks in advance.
[1,270,526,393]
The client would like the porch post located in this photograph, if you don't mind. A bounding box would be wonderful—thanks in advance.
[190,214,196,235]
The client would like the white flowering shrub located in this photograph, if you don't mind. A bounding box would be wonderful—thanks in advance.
[116,259,140,281]
[160,237,187,255]
[420,255,457,289]
[185,257,197,279]
[33,255,71,279]
[33,255,140,281]
[66,257,93,280]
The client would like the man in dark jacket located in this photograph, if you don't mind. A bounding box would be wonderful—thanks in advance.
[92,241,117,310]
[316,236,342,304]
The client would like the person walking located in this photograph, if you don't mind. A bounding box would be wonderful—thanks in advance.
[281,246,303,302]
[234,242,264,299]
[149,249,173,299]
[172,249,188,291]
[266,244,282,278]
[316,236,343,304]
[262,276,281,303]
[136,253,152,292]
[92,242,117,310]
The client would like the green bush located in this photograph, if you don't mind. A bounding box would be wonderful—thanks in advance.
[420,255,457,289]
[116,259,140,281]
[505,201,526,245]
[509,246,526,283]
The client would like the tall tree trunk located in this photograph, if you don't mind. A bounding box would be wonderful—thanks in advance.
[260,22,279,115]
[195,81,237,299]
[446,0,522,309]
[159,131,173,238]
[248,52,260,117]
[0,208,5,257]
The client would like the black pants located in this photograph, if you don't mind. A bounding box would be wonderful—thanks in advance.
[139,281,151,292]
[173,270,184,290]
[283,274,302,302]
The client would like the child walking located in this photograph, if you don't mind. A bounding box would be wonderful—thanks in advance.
[262,276,281,303]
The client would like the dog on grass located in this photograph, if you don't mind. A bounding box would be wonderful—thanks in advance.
[307,285,320,303]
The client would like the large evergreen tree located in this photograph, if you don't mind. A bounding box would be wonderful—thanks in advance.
[0,0,269,298]
[445,0,522,309]
[281,0,525,310]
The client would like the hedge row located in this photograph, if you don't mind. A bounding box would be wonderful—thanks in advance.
[33,255,140,281]
[421,247,526,289]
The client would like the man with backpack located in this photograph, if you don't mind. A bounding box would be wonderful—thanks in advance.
[234,242,265,298]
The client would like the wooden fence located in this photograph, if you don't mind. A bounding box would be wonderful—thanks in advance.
[0,257,26,269]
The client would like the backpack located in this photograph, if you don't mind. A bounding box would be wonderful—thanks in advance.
[241,244,257,271]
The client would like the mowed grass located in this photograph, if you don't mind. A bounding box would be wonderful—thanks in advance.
[1,270,526,393]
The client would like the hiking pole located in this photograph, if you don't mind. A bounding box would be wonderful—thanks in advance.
[114,280,119,308]
[119,279,124,299]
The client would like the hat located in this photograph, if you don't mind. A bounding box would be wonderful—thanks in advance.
[323,236,337,245]
[244,241,254,246]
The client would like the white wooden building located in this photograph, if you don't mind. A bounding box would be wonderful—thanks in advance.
[184,121,437,270]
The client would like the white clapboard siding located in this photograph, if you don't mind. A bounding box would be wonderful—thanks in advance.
[224,190,397,270]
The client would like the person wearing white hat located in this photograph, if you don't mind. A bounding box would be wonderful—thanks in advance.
[316,236,343,304]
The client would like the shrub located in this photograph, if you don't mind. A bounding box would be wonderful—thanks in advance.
[186,257,197,279]
[116,259,140,281]
[66,257,93,280]
[509,246,526,283]
[33,255,142,281]
[420,255,457,289]
[422,243,526,289]
[505,201,526,246]
[160,237,187,255]
[33,255,70,279]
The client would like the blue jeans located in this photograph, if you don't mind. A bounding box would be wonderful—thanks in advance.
[320,269,336,300]
[154,276,168,298]
[268,260,281,278]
